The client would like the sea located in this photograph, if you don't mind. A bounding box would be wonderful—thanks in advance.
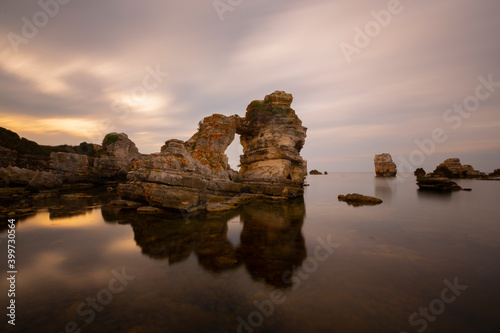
[1,172,499,333]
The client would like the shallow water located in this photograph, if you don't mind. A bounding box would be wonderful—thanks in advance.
[1,173,500,333]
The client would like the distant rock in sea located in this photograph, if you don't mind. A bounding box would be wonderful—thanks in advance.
[488,169,500,178]
[432,158,487,179]
[414,168,426,177]
[416,174,462,191]
[338,193,383,206]
[309,169,323,175]
[374,153,397,177]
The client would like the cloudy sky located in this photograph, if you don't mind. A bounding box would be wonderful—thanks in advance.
[1,0,499,172]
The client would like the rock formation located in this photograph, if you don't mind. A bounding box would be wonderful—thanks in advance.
[489,169,500,178]
[374,153,397,177]
[238,91,307,184]
[416,175,462,191]
[50,133,142,183]
[432,158,486,179]
[0,166,62,191]
[338,193,383,206]
[414,168,426,177]
[117,91,307,214]
[309,169,323,175]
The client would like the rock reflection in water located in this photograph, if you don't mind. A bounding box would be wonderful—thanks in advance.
[107,198,307,288]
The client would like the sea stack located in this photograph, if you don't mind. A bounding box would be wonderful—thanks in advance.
[374,153,397,177]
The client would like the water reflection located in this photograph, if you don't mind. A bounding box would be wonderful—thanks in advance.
[104,198,307,288]
[416,188,453,202]
[374,176,396,198]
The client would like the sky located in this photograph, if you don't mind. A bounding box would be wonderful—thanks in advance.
[1,0,499,172]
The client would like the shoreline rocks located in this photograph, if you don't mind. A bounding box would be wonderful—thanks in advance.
[374,153,397,177]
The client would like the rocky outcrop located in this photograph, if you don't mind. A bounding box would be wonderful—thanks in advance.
[50,133,142,183]
[416,175,462,191]
[338,193,383,206]
[93,133,142,178]
[238,91,307,184]
[0,166,62,191]
[309,169,323,175]
[117,91,307,214]
[374,153,397,177]
[489,169,500,178]
[414,168,426,177]
[432,158,487,179]
[0,145,51,171]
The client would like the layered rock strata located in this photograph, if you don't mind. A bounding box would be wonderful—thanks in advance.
[50,133,142,183]
[374,153,397,177]
[415,168,462,191]
[416,176,462,191]
[432,158,487,179]
[117,91,308,214]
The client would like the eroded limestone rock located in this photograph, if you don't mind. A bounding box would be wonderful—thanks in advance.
[432,158,487,179]
[374,153,397,177]
[117,91,308,214]
[238,91,307,184]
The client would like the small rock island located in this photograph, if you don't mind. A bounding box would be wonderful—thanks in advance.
[374,153,397,177]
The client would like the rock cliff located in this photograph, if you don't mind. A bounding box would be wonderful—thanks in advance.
[374,153,397,177]
[117,91,307,214]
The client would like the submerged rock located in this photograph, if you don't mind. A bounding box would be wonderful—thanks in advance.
[338,193,383,206]
[118,91,307,214]
[374,153,397,177]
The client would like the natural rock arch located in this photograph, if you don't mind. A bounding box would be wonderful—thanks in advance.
[117,91,308,213]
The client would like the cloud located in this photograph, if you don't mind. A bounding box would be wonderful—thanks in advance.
[0,0,499,170]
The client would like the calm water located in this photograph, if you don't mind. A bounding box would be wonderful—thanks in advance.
[1,173,500,333]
